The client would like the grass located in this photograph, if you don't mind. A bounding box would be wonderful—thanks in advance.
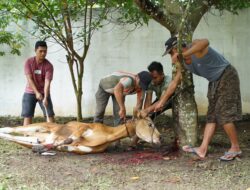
[0,116,249,190]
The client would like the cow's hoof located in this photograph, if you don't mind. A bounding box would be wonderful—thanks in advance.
[32,145,48,154]
[58,145,68,151]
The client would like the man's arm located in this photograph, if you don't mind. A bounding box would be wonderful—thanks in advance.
[140,91,153,117]
[114,83,126,119]
[43,63,54,107]
[135,90,145,111]
[154,70,181,111]
[43,79,51,107]
[26,75,43,100]
[144,91,153,109]
[141,101,158,117]
[182,39,209,59]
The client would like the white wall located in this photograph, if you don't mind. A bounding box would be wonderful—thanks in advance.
[0,9,249,117]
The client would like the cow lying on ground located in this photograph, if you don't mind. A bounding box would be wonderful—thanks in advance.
[0,112,160,155]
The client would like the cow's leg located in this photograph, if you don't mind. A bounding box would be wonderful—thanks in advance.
[57,145,93,154]
[0,133,40,146]
[57,143,110,154]
[44,132,60,145]
[0,125,48,134]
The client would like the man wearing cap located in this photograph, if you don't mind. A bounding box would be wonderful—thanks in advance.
[22,41,55,126]
[94,71,152,126]
[156,36,242,161]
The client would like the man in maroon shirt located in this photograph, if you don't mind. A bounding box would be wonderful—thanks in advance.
[21,41,55,125]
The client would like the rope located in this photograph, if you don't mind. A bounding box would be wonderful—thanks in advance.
[150,112,157,144]
[124,119,132,138]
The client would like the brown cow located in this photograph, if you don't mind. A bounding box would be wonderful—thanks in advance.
[0,112,160,155]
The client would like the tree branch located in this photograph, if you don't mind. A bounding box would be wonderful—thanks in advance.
[40,0,63,35]
[18,0,67,49]
[133,0,176,34]
[188,0,210,31]
[60,0,81,62]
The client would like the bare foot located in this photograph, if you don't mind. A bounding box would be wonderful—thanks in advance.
[228,147,241,153]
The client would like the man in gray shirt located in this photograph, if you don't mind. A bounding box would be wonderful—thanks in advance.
[156,36,242,161]
[94,71,152,126]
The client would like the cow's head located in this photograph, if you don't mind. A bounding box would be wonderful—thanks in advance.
[133,110,161,145]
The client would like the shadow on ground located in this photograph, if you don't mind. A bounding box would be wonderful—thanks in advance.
[0,115,249,190]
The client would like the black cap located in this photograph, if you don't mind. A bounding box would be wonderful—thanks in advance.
[162,36,177,56]
[137,71,152,91]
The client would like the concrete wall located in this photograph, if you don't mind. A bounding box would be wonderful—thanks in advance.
[0,9,249,117]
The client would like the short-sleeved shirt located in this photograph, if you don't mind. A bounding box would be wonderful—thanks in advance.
[24,56,53,94]
[147,75,171,99]
[100,71,138,95]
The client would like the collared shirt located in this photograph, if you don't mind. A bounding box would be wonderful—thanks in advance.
[147,75,171,99]
[24,56,53,94]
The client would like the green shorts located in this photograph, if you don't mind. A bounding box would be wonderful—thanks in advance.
[207,65,242,126]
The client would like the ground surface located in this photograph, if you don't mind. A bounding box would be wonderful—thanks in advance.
[0,115,249,190]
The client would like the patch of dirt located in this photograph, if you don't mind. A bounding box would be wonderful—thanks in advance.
[0,115,249,190]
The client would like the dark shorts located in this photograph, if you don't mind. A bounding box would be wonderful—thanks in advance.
[21,93,55,118]
[207,65,242,126]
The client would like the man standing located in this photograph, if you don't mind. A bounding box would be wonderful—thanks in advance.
[156,36,242,161]
[22,41,55,126]
[94,71,152,126]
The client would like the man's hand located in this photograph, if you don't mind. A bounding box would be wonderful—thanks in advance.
[171,52,179,64]
[154,101,164,112]
[141,109,149,118]
[119,108,126,121]
[43,98,48,108]
[35,92,43,101]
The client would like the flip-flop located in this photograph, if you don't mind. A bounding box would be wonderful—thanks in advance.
[219,151,242,161]
[182,145,204,159]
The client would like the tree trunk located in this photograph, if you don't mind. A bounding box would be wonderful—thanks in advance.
[173,29,198,147]
[67,55,84,121]
[76,91,83,121]
[172,67,198,147]
[133,0,210,147]
[76,66,83,121]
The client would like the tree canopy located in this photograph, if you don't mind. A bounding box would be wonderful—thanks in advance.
[0,0,147,56]
[2,0,249,56]
[134,0,250,35]
[0,0,148,120]
[0,10,24,56]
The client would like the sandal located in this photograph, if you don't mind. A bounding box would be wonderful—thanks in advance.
[182,145,205,159]
[219,151,242,161]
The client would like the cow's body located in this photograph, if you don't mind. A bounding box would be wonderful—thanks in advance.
[0,116,160,154]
